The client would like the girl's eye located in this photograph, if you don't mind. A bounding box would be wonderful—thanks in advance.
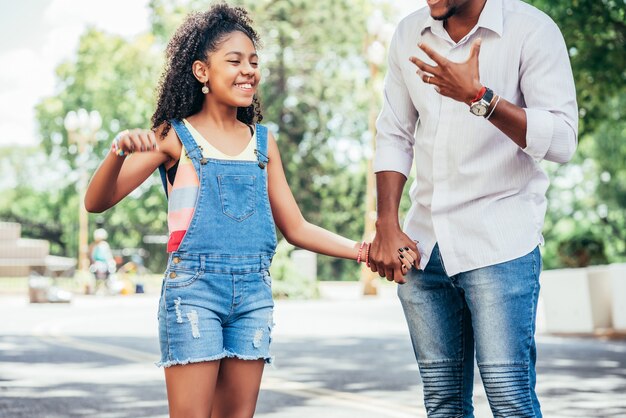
[228,60,240,64]
[251,62,259,66]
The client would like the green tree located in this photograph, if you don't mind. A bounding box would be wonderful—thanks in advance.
[527,0,626,267]
[25,29,168,271]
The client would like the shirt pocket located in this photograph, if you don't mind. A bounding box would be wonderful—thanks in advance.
[217,175,256,221]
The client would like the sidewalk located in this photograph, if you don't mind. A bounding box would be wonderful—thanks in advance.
[0,282,624,417]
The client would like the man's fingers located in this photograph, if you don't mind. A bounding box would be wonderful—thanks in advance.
[399,244,421,270]
[418,42,447,66]
[400,256,413,271]
[409,56,438,75]
[400,251,414,266]
[394,266,407,284]
[405,248,421,268]
[469,38,482,61]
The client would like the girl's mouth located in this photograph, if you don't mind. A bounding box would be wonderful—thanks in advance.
[234,83,253,91]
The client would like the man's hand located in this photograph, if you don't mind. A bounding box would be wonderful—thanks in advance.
[409,38,483,105]
[369,223,420,284]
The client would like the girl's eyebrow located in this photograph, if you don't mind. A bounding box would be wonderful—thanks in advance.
[225,51,258,58]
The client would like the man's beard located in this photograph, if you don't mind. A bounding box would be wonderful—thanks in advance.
[432,5,458,21]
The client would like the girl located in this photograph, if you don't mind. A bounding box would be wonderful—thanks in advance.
[85,4,415,417]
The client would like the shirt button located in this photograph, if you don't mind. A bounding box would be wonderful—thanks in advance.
[169,272,177,279]
[173,257,180,264]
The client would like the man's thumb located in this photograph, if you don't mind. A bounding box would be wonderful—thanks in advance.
[470,38,482,60]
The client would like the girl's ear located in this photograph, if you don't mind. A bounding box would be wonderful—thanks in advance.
[192,60,209,83]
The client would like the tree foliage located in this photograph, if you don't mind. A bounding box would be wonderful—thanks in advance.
[527,0,626,266]
[4,0,382,279]
[20,30,168,271]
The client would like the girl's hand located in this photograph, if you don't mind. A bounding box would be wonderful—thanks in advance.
[114,129,159,155]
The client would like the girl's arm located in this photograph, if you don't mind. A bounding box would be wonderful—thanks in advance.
[85,126,179,213]
[266,132,363,261]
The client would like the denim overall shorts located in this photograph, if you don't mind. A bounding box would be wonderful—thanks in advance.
[156,119,277,367]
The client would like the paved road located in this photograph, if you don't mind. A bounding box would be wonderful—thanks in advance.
[1,283,625,417]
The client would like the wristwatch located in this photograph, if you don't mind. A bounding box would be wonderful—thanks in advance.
[469,87,495,117]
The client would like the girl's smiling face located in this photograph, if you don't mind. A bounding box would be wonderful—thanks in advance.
[205,31,260,108]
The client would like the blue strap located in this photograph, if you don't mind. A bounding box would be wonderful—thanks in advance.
[255,124,269,167]
[157,119,203,198]
[157,164,169,198]
[170,119,203,161]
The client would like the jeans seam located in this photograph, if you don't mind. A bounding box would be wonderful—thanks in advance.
[526,252,539,418]
[418,359,463,365]
[477,361,529,367]
[163,286,172,362]
[460,303,466,414]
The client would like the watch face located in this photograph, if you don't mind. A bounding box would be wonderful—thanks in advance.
[470,103,488,116]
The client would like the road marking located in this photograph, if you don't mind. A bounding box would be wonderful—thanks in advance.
[261,377,423,417]
[38,333,424,418]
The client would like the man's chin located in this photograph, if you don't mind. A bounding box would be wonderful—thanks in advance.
[431,6,458,21]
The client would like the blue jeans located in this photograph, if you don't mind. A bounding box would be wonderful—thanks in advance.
[157,254,274,368]
[398,244,542,418]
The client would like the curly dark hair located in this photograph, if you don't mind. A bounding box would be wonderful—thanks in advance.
[151,3,263,137]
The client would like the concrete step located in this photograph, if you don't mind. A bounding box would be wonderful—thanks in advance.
[0,238,49,259]
[0,222,21,241]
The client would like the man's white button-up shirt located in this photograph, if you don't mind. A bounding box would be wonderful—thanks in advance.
[374,0,578,275]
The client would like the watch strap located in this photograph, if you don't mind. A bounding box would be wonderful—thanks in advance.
[470,86,487,104]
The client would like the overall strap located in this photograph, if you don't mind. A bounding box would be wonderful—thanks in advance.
[157,164,169,198]
[157,119,204,198]
[254,124,270,168]
[170,119,204,161]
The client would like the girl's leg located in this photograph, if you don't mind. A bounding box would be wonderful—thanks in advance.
[164,361,221,418]
[211,358,265,418]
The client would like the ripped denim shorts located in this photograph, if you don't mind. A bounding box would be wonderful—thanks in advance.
[156,253,274,367]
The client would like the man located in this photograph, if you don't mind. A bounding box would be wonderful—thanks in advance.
[369,0,577,416]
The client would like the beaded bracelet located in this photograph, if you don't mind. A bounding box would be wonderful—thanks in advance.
[365,243,371,267]
[485,95,501,120]
[356,241,367,264]
[110,133,126,157]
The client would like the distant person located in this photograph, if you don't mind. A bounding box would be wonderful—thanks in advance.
[89,228,116,284]
[368,0,577,417]
[84,4,377,417]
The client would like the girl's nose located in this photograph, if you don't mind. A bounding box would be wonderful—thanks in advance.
[241,62,255,75]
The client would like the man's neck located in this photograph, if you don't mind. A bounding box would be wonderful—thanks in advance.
[444,0,487,43]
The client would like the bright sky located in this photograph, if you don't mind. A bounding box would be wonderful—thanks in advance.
[0,0,424,147]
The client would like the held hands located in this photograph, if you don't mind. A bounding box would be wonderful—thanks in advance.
[409,38,483,105]
[368,227,420,284]
[111,129,159,157]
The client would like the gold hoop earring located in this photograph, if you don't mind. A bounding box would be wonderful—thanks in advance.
[201,82,209,94]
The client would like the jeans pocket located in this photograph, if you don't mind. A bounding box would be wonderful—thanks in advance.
[218,175,256,221]
[164,268,201,288]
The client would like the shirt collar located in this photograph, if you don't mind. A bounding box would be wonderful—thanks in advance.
[420,0,503,38]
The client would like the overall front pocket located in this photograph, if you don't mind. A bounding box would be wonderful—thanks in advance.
[164,268,201,288]
[217,175,256,221]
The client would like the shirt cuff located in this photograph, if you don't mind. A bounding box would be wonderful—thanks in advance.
[522,108,554,161]
[373,144,413,178]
